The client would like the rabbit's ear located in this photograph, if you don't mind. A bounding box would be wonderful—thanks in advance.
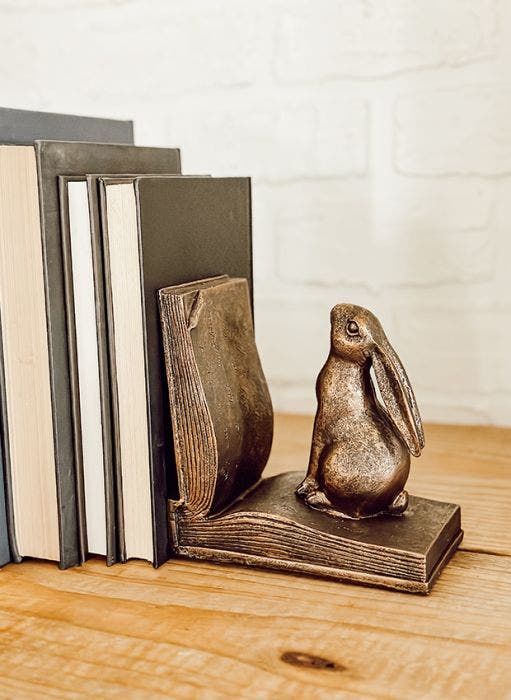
[372,337,424,457]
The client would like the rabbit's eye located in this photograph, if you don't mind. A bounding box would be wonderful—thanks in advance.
[346,320,359,337]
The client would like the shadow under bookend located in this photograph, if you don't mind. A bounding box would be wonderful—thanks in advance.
[158,276,462,593]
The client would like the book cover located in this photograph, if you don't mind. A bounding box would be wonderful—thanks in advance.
[0,107,133,145]
[100,176,253,566]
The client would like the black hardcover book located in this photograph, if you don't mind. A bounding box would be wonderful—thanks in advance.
[0,107,133,145]
[99,176,253,566]
[0,142,180,568]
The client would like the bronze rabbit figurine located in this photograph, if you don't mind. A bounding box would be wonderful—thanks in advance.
[296,303,424,519]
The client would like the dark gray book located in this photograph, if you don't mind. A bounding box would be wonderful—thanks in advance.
[99,176,253,566]
[0,142,180,568]
[0,107,133,145]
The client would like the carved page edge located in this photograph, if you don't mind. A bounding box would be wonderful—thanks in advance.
[159,290,218,518]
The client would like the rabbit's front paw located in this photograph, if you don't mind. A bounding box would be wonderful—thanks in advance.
[296,476,319,499]
[387,490,409,515]
[304,490,332,508]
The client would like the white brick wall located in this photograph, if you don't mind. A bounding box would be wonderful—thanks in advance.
[275,0,499,81]
[1,0,510,425]
[395,87,511,175]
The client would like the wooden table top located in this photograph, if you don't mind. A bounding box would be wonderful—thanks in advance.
[1,415,510,699]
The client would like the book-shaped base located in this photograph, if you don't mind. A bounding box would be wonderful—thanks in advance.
[175,472,463,594]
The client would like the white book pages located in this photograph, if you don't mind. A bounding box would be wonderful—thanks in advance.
[103,182,153,562]
[0,146,59,560]
[67,180,106,556]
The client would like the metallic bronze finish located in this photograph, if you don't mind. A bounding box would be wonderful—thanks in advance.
[297,304,425,519]
[160,281,462,594]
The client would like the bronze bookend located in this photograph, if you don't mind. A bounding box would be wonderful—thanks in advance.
[159,278,462,594]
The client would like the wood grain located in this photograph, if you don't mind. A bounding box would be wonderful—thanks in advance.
[0,417,510,699]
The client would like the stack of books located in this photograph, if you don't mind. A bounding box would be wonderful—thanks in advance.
[0,108,253,569]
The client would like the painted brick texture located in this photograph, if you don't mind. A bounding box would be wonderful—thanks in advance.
[1,0,509,425]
